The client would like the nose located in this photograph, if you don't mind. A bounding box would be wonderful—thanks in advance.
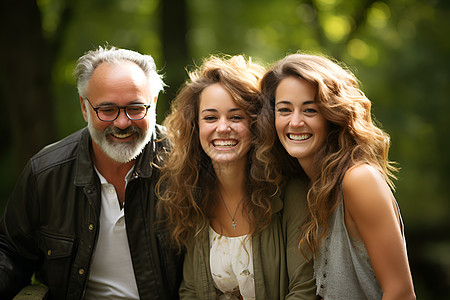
[216,117,231,133]
[113,109,132,129]
[289,111,305,128]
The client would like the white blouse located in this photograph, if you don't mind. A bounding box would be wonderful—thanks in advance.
[209,227,255,300]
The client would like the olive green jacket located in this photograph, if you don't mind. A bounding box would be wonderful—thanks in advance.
[179,178,318,299]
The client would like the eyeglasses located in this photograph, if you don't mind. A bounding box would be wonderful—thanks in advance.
[85,97,151,122]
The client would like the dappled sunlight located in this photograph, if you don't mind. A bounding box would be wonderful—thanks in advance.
[118,0,159,14]
[348,39,369,59]
[367,1,390,29]
[347,39,379,66]
[314,0,337,11]
[322,15,352,42]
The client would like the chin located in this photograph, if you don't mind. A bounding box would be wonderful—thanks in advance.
[87,110,155,163]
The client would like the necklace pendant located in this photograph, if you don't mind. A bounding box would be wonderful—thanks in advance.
[232,220,237,230]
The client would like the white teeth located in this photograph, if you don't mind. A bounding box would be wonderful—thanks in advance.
[113,132,133,139]
[213,140,237,147]
[288,133,311,141]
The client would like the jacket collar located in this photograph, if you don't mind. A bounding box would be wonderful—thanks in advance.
[74,127,161,187]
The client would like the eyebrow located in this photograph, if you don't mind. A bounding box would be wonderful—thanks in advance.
[275,100,315,106]
[200,107,242,113]
[275,100,291,106]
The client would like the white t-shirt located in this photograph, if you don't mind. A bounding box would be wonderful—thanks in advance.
[84,167,139,300]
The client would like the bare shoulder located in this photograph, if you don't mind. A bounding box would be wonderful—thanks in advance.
[343,164,387,195]
[342,164,393,219]
[343,164,382,186]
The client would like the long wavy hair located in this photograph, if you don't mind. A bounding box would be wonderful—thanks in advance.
[256,52,398,257]
[156,55,275,252]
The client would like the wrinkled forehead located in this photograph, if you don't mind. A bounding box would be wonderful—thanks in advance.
[89,62,149,90]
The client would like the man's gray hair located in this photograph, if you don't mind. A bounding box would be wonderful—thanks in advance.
[74,45,166,99]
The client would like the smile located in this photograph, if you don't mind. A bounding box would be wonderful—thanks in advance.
[212,139,238,148]
[288,133,312,141]
[112,132,134,139]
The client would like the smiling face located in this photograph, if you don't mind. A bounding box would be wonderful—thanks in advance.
[198,83,251,167]
[81,61,156,163]
[274,76,328,175]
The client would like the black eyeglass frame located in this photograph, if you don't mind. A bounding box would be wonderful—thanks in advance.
[84,97,151,122]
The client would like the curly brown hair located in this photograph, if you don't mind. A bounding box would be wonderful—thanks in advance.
[156,55,276,252]
[256,52,398,258]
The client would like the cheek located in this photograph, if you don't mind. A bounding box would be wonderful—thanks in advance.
[233,121,250,136]
[135,118,150,130]
[239,127,252,147]
[90,118,108,131]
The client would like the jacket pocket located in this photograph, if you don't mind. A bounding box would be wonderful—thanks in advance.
[37,231,75,297]
[38,231,74,260]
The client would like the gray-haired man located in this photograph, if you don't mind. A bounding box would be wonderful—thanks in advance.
[0,46,182,300]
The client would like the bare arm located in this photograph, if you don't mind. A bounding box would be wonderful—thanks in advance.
[343,165,416,300]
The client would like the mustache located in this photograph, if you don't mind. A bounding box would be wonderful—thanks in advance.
[105,126,141,136]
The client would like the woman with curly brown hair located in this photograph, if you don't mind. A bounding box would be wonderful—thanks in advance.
[156,55,317,299]
[257,53,416,300]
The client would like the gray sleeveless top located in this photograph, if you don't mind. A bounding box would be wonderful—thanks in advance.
[314,195,405,299]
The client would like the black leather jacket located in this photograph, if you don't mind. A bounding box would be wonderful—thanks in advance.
[0,126,182,300]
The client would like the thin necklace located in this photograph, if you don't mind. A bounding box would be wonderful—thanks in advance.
[219,195,242,230]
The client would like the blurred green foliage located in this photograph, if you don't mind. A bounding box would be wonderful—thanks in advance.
[0,0,449,298]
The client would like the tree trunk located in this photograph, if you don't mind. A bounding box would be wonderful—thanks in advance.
[159,0,190,120]
[0,0,72,175]
[0,0,57,173]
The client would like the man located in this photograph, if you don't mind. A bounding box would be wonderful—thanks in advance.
[0,46,182,299]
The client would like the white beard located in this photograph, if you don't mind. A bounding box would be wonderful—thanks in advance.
[86,108,155,163]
